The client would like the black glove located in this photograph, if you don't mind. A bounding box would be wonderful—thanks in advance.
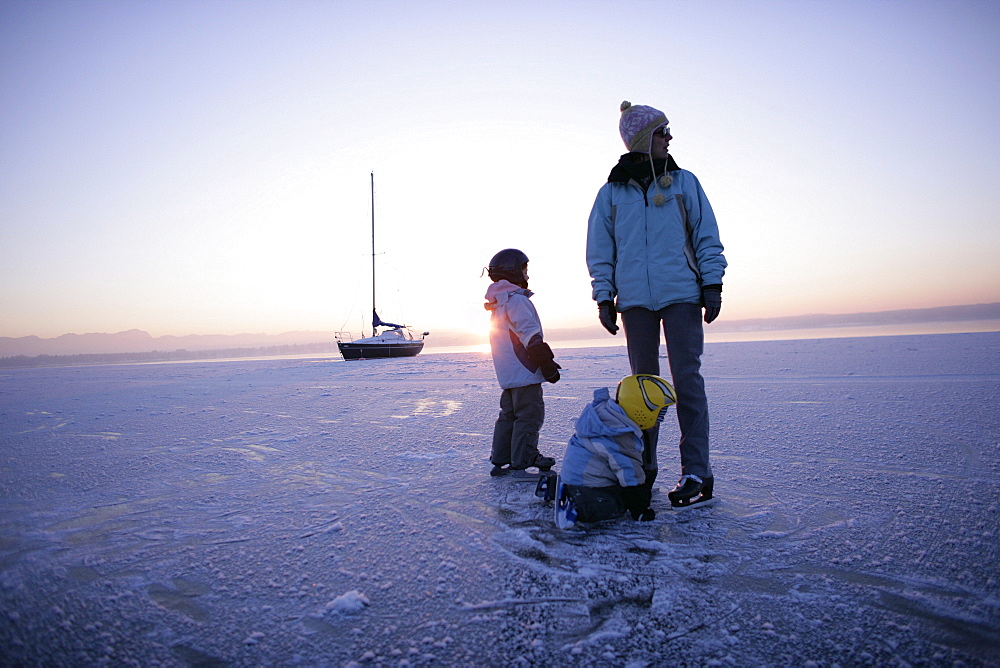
[598,301,618,335]
[702,285,722,324]
[634,508,656,521]
[540,363,561,384]
[526,338,561,383]
[621,485,653,521]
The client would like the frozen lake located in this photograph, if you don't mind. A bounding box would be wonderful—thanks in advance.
[1,332,998,666]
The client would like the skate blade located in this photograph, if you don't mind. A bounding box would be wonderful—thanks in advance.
[670,496,717,511]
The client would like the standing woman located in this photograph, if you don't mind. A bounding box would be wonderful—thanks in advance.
[586,101,727,508]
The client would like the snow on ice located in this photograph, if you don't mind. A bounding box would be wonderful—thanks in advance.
[1,332,998,666]
[324,591,371,615]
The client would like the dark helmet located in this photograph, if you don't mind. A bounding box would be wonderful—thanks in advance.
[487,248,529,287]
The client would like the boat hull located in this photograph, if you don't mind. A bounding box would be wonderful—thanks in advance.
[338,340,424,360]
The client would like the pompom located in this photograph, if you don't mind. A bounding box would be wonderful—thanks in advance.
[659,174,673,188]
[620,100,632,112]
[653,193,667,206]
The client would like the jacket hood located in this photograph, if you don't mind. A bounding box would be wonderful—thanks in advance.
[575,387,643,439]
[484,280,533,311]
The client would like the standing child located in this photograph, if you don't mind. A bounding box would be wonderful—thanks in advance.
[484,248,561,481]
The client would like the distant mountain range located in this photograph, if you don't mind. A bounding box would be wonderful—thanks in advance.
[695,301,1000,332]
[542,302,1000,342]
[0,329,336,358]
[2,302,998,359]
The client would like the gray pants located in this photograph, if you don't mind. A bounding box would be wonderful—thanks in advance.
[621,303,712,480]
[491,384,544,469]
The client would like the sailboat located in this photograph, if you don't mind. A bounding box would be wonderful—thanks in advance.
[336,172,428,360]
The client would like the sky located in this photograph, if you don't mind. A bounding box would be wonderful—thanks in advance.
[2,0,999,341]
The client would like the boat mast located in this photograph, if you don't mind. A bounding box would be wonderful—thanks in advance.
[370,171,376,336]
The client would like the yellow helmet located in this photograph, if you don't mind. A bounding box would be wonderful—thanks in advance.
[615,374,677,430]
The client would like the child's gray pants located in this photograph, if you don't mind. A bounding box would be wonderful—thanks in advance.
[491,383,544,469]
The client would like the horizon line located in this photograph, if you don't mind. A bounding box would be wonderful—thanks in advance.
[3,301,999,342]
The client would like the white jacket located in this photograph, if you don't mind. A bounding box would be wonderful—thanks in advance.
[484,280,547,389]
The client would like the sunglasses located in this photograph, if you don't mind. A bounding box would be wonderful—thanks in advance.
[655,126,672,138]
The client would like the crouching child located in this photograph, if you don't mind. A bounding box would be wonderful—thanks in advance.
[558,375,676,524]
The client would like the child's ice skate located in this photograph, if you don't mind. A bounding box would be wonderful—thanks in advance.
[554,476,578,529]
[529,454,555,471]
[509,454,555,481]
[510,468,540,482]
[534,470,557,501]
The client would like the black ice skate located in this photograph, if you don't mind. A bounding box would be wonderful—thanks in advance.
[530,454,555,471]
[534,471,557,501]
[667,475,715,509]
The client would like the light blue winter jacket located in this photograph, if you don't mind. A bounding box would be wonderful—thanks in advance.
[485,280,547,389]
[561,388,646,488]
[587,169,727,310]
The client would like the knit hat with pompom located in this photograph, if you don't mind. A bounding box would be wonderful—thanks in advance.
[618,100,673,204]
[619,101,668,154]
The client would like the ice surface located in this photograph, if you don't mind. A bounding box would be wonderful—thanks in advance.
[1,332,998,665]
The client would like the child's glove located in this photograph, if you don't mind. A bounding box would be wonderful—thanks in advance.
[526,338,562,383]
[621,485,653,521]
[632,508,656,521]
[540,363,561,384]
[598,301,619,334]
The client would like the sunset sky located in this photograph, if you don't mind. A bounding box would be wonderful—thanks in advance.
[2,0,998,341]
